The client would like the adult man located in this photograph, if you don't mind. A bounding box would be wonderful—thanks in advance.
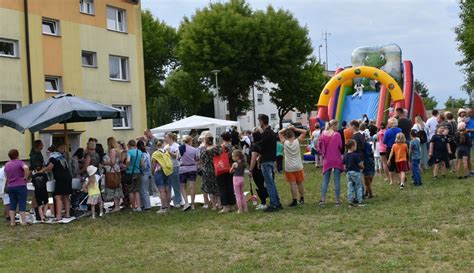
[231,126,240,148]
[29,140,45,170]
[465,109,474,174]
[250,114,282,212]
[144,129,159,155]
[426,109,439,142]
[395,108,412,141]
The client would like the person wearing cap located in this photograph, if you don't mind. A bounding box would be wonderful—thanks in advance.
[44,142,73,222]
[82,165,103,219]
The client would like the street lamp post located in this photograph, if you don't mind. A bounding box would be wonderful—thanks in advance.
[211,69,221,119]
[318,44,322,64]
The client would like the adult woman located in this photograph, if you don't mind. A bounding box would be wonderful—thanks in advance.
[278,125,307,207]
[4,149,29,226]
[44,143,72,221]
[208,132,236,213]
[164,133,182,207]
[377,123,390,180]
[81,140,100,175]
[151,140,173,213]
[103,137,124,212]
[317,120,344,207]
[249,131,268,210]
[199,132,221,210]
[383,118,402,185]
[179,135,199,211]
[137,140,153,210]
[412,115,429,169]
[118,141,130,207]
[70,148,84,191]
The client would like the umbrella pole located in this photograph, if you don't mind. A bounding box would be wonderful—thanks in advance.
[63,123,69,154]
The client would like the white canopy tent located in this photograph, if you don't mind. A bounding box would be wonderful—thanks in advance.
[150,115,240,143]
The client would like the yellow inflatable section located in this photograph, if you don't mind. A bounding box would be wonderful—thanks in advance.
[318,66,404,107]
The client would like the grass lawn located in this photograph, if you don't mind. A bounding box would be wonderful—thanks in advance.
[0,165,473,272]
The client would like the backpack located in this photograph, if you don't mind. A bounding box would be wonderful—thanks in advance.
[417,129,428,144]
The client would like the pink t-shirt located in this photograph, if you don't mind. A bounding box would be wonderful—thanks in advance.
[318,132,344,173]
[377,129,387,153]
[4,159,27,188]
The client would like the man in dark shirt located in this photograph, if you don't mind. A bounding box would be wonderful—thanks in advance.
[396,108,412,141]
[231,126,240,148]
[249,114,282,212]
[30,140,45,170]
[350,120,366,160]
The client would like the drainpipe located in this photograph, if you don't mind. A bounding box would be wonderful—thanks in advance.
[24,0,34,145]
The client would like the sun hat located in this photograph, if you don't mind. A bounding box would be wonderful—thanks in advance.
[87,165,98,177]
[458,108,467,115]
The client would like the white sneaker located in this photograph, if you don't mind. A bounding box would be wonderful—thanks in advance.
[135,208,142,212]
[255,204,267,210]
[202,204,209,209]
[182,204,191,211]
[157,209,167,214]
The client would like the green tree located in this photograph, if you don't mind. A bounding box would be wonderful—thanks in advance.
[455,0,474,102]
[266,59,328,129]
[445,96,466,109]
[177,0,260,119]
[142,10,179,127]
[414,79,437,110]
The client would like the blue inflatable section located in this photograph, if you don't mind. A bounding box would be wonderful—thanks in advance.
[341,91,380,122]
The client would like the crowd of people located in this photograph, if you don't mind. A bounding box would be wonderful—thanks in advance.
[1,108,473,226]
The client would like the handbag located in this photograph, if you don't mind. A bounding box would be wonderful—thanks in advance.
[124,150,140,185]
[213,145,231,176]
[105,171,121,189]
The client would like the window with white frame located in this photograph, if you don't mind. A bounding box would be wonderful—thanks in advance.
[109,55,129,80]
[112,105,132,129]
[0,101,21,114]
[0,38,19,58]
[80,0,94,15]
[44,76,62,93]
[270,113,277,120]
[42,18,60,36]
[82,51,97,67]
[296,112,302,119]
[107,6,127,32]
[257,94,263,104]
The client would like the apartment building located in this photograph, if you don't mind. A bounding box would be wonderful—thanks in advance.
[0,0,146,162]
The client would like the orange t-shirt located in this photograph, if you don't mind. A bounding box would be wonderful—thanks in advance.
[392,143,408,162]
[343,128,353,144]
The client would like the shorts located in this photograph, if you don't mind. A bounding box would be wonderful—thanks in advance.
[87,194,102,205]
[34,189,49,206]
[8,186,28,212]
[154,171,170,188]
[285,169,305,183]
[379,152,387,156]
[396,161,408,173]
[125,173,141,193]
[457,146,469,159]
[180,171,197,184]
[387,148,397,173]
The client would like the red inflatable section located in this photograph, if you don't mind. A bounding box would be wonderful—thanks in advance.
[412,92,427,121]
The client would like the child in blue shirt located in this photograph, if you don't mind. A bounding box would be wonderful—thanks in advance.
[410,130,422,186]
[343,140,365,207]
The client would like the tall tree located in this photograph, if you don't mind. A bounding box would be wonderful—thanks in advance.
[414,79,437,110]
[455,0,474,103]
[445,96,466,109]
[177,0,261,119]
[141,10,179,127]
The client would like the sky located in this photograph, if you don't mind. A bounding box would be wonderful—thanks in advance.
[142,0,467,107]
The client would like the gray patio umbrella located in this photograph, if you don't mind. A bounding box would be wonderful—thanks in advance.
[0,93,123,148]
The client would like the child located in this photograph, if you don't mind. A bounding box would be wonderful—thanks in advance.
[276,139,284,173]
[363,139,375,198]
[454,122,471,179]
[429,126,451,179]
[388,133,409,190]
[230,150,248,213]
[373,135,382,175]
[311,124,321,168]
[82,165,103,219]
[409,130,422,186]
[343,140,365,207]
[31,167,49,221]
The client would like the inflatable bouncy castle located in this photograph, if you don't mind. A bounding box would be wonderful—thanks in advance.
[316,43,427,128]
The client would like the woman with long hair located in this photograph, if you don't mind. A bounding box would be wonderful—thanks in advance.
[103,137,124,212]
[412,114,429,169]
[377,123,390,181]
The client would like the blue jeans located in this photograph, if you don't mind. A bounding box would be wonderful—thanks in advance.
[347,171,363,203]
[169,166,182,205]
[140,172,153,209]
[154,171,170,188]
[261,162,281,207]
[8,185,27,212]
[411,159,422,185]
[321,169,341,201]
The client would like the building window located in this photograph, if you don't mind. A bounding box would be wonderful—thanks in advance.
[42,18,60,36]
[82,51,97,67]
[44,76,62,93]
[0,101,21,114]
[257,94,263,104]
[0,38,19,58]
[112,105,132,129]
[109,55,129,81]
[270,113,277,120]
[296,112,302,119]
[80,0,94,15]
[107,6,127,32]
